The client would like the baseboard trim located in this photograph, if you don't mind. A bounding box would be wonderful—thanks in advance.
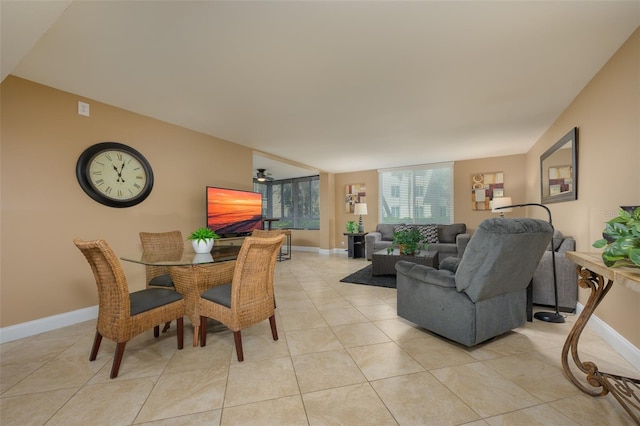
[576,302,640,370]
[0,305,98,344]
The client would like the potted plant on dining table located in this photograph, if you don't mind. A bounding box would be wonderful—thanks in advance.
[188,227,220,254]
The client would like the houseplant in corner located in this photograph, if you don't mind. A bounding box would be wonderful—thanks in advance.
[188,227,220,254]
[393,228,425,255]
[592,206,640,268]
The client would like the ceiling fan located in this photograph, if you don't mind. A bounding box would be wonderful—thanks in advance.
[256,168,273,182]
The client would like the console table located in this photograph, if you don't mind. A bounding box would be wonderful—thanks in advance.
[564,251,640,423]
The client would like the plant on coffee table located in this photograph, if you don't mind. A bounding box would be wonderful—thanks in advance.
[393,228,425,255]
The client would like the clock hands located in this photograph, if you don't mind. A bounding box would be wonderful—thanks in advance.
[112,162,126,183]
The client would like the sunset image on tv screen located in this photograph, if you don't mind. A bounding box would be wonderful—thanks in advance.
[207,187,262,235]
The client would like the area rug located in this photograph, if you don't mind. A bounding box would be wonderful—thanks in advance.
[340,264,396,288]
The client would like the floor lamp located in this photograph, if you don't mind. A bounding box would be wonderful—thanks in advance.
[493,200,565,323]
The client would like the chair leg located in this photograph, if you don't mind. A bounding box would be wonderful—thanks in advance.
[89,331,102,361]
[269,315,278,341]
[200,316,207,347]
[154,325,160,337]
[110,341,127,379]
[233,331,244,362]
[176,317,184,350]
[162,321,171,333]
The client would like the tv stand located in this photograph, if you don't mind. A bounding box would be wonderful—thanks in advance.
[216,236,245,247]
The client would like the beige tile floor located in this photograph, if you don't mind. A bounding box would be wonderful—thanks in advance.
[1,251,638,425]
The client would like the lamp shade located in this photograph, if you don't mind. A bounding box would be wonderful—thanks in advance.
[354,203,368,215]
[491,197,513,213]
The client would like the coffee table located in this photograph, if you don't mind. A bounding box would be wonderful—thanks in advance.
[371,249,439,276]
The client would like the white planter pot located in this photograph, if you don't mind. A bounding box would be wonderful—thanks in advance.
[192,238,214,254]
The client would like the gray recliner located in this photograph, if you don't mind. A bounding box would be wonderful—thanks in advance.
[395,217,553,347]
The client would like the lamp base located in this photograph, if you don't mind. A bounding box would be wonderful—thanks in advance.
[534,311,565,323]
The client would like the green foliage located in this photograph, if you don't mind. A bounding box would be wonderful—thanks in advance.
[592,207,640,268]
[393,228,426,255]
[346,221,358,233]
[187,227,220,243]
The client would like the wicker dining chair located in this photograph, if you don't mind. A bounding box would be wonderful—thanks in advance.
[139,231,183,333]
[199,234,285,361]
[252,229,290,261]
[74,238,185,379]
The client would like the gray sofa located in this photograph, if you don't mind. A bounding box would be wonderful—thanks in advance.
[395,217,553,347]
[365,223,470,261]
[532,230,578,312]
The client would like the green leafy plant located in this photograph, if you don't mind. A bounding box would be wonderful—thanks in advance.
[346,220,358,233]
[187,227,220,243]
[393,228,426,255]
[592,207,640,268]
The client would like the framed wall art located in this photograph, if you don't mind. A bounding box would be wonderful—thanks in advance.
[471,172,504,211]
[345,183,366,213]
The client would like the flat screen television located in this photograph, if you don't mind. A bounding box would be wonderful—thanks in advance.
[206,187,263,237]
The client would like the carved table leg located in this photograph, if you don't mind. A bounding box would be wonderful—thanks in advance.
[561,265,640,423]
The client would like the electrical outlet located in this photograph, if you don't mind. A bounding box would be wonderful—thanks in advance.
[341,241,345,247]
[78,101,90,117]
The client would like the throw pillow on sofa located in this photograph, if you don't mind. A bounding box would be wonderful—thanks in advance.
[415,224,439,243]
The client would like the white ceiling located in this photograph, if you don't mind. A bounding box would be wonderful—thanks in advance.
[2,1,639,180]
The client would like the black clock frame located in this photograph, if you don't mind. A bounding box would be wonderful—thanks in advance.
[76,142,154,208]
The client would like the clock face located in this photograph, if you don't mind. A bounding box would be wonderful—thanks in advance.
[76,142,154,208]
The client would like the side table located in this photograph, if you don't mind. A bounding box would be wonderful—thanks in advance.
[564,251,640,423]
[343,232,367,258]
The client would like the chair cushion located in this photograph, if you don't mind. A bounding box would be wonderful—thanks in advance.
[148,274,174,288]
[130,288,183,316]
[201,283,232,308]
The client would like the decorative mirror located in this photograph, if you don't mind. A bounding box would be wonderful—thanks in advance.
[540,127,578,204]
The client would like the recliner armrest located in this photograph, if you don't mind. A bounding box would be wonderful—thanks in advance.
[395,260,456,288]
[439,257,461,273]
[456,233,471,257]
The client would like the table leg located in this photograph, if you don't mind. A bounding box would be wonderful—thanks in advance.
[561,265,640,423]
[169,265,202,347]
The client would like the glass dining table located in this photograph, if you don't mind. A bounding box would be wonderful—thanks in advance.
[121,245,240,346]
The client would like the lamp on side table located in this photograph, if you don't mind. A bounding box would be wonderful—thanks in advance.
[354,203,368,233]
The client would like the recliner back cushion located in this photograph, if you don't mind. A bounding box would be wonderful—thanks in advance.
[455,218,553,302]
[438,223,466,243]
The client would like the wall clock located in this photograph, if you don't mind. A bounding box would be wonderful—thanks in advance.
[76,142,154,208]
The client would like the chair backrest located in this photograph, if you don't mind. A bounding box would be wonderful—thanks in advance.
[455,218,553,302]
[251,229,285,238]
[230,235,285,315]
[139,231,183,284]
[74,238,131,319]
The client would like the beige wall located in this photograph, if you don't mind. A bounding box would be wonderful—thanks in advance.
[454,154,527,231]
[334,170,379,246]
[2,27,638,347]
[524,28,640,346]
[1,76,254,326]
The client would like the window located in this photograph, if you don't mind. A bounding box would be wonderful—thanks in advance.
[254,175,320,230]
[379,162,454,224]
